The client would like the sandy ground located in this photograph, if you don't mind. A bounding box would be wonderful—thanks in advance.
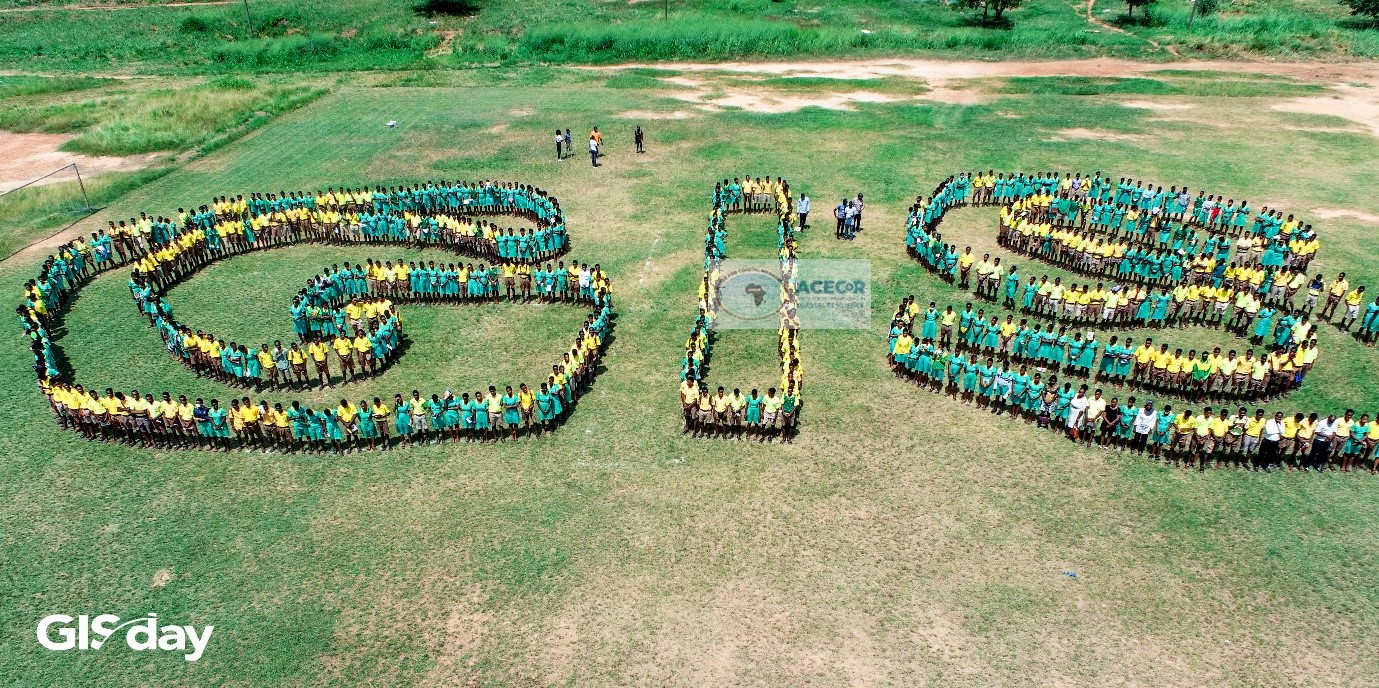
[0,131,161,194]
[595,57,1379,139]
[597,57,1379,84]
[7,57,1378,265]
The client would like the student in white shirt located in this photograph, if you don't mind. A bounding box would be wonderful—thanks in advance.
[1132,401,1158,453]
[1261,412,1286,469]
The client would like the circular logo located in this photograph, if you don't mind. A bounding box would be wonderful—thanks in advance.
[717,266,783,325]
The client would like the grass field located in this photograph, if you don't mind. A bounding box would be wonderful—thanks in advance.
[1,0,1378,74]
[5,65,1379,685]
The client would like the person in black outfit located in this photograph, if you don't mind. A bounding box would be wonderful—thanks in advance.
[635,125,645,154]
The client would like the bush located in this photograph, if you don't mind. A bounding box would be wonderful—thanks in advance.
[413,0,481,17]
[179,15,213,34]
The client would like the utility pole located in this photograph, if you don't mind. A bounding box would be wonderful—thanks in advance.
[242,0,255,38]
[1185,0,1197,30]
[664,0,669,20]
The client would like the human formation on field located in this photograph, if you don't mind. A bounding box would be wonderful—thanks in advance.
[894,171,1379,473]
[20,180,615,452]
[679,176,802,442]
[15,159,1379,468]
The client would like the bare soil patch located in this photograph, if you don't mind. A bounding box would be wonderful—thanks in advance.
[597,58,1379,85]
[1047,127,1145,143]
[0,131,160,194]
[1313,207,1379,224]
[1273,84,1379,139]
[1122,100,1196,110]
[671,88,899,113]
[615,109,695,120]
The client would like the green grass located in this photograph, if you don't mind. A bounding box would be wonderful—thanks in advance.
[0,74,113,97]
[0,168,171,261]
[2,0,1376,74]
[0,78,327,156]
[996,75,1327,97]
[5,70,1379,685]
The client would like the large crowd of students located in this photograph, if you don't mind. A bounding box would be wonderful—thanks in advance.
[679,177,802,442]
[891,171,1379,472]
[21,180,617,452]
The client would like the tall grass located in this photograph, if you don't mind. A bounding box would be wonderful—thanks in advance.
[0,0,1376,74]
[1096,0,1379,57]
[514,16,1129,63]
[0,81,327,156]
[0,75,112,98]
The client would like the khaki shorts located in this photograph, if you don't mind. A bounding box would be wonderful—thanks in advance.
[1174,432,1194,451]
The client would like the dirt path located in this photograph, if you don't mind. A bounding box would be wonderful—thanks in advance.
[7,56,1378,266]
[1076,0,1162,51]
[589,57,1379,85]
[0,1,234,13]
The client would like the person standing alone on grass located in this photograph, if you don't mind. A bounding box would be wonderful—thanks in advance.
[634,125,645,154]
[798,193,810,230]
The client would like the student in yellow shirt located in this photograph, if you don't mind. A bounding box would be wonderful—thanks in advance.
[307,340,331,387]
[288,342,309,387]
[332,334,356,381]
[369,397,392,450]
[353,330,374,374]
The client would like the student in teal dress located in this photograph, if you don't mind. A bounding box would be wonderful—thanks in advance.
[501,386,521,439]
[944,352,964,400]
[907,342,927,378]
[473,391,491,442]
[206,398,230,450]
[1067,334,1086,374]
[1053,386,1075,421]
[305,407,325,450]
[394,395,413,446]
[357,398,378,448]
[961,357,979,401]
[428,394,446,442]
[313,408,337,453]
[1075,335,1097,375]
[982,318,1000,352]
[452,392,473,442]
[1096,336,1119,380]
[975,359,995,403]
[1115,337,1135,380]
[1118,398,1136,442]
[920,305,939,340]
[444,393,463,442]
[535,384,555,434]
[1272,313,1295,348]
[1361,297,1379,343]
[1025,374,1045,419]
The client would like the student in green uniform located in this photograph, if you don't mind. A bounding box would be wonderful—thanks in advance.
[502,385,521,440]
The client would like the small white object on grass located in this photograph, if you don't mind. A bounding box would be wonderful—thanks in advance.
[386,120,397,129]
[860,29,873,35]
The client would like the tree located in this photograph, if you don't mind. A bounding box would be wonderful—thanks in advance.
[956,0,1023,25]
[1185,0,1219,30]
[1341,0,1379,24]
[1125,0,1157,21]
